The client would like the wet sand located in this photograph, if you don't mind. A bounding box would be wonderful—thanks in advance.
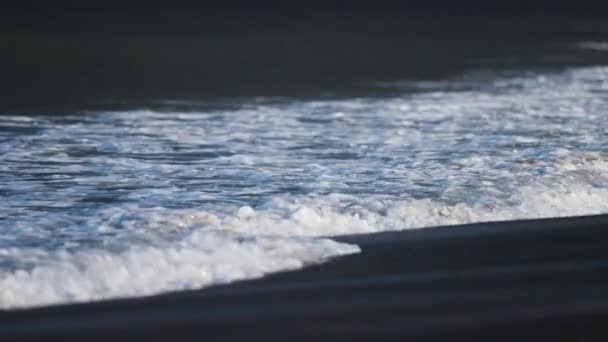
[2,13,608,113]
[2,214,608,341]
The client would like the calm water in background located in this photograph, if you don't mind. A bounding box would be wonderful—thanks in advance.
[1,15,608,308]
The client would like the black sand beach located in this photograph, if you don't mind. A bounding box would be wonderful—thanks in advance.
[2,5,608,342]
[2,214,608,341]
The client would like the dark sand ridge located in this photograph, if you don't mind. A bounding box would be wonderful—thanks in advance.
[2,214,608,341]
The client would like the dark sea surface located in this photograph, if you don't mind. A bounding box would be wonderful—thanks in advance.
[1,14,608,309]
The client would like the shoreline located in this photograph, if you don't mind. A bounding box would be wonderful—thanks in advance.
[2,214,608,340]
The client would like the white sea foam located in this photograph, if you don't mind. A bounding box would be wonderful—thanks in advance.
[0,233,358,309]
[153,153,608,238]
[1,66,608,309]
[2,151,607,309]
[578,41,608,52]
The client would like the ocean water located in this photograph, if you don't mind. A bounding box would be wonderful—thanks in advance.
[1,62,608,309]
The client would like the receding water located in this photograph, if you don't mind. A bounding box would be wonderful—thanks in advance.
[1,46,608,308]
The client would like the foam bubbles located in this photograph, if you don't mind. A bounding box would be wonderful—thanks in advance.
[578,41,608,52]
[0,232,358,309]
[1,66,608,309]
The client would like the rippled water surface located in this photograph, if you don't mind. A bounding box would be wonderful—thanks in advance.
[1,65,608,308]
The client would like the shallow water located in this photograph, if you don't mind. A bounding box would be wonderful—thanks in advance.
[1,61,608,308]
